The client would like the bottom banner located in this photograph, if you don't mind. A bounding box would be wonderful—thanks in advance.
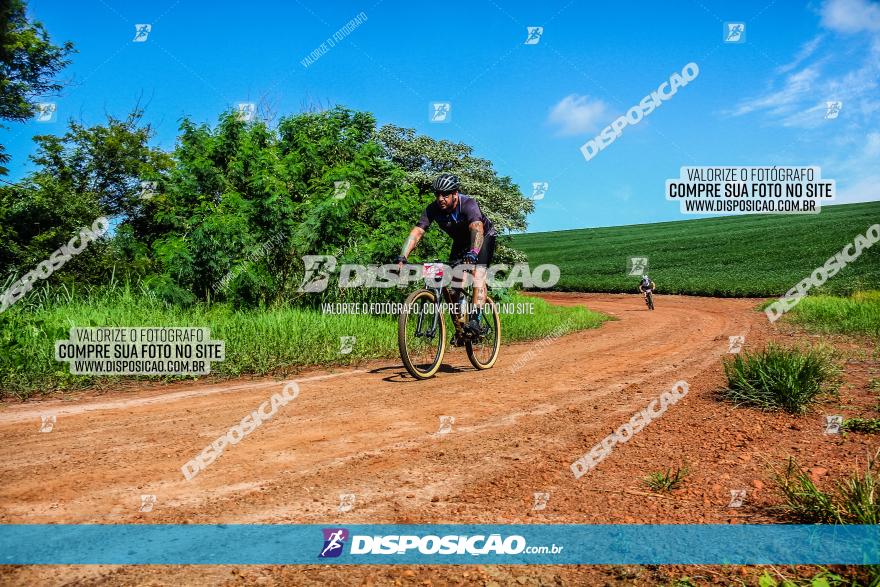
[1,524,878,565]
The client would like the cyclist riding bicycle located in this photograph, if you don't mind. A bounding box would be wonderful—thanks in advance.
[395,173,497,344]
[638,274,656,301]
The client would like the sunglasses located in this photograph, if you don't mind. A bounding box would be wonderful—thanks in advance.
[435,191,456,199]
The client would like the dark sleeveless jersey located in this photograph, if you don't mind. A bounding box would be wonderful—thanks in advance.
[415,194,496,250]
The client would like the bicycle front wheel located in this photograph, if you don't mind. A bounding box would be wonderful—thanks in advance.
[466,296,501,370]
[398,289,447,379]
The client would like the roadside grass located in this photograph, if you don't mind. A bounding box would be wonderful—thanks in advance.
[722,344,839,414]
[501,293,612,341]
[841,418,880,434]
[772,451,880,525]
[644,464,689,492]
[782,291,880,337]
[0,285,611,399]
[756,568,867,587]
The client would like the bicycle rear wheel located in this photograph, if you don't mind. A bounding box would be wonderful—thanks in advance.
[398,289,447,379]
[466,296,501,370]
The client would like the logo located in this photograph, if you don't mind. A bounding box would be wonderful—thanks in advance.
[727,335,745,354]
[349,533,535,556]
[571,381,689,479]
[295,257,560,292]
[728,489,747,508]
[39,414,56,433]
[237,102,256,122]
[181,381,299,480]
[724,22,745,43]
[824,415,843,434]
[319,528,349,558]
[765,224,878,323]
[580,62,699,162]
[139,494,157,512]
[338,493,356,513]
[333,180,351,200]
[1,217,109,316]
[339,336,356,355]
[532,182,548,201]
[532,492,550,511]
[139,181,158,201]
[133,24,152,42]
[524,26,543,45]
[430,102,451,123]
[438,415,455,435]
[627,256,649,276]
[824,101,842,120]
[35,102,57,123]
[297,255,339,293]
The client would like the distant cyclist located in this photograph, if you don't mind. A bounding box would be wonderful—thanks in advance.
[638,274,656,302]
[395,173,497,342]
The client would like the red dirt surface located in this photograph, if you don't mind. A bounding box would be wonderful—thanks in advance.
[1,293,877,586]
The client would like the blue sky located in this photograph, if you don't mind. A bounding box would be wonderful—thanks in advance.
[3,0,879,232]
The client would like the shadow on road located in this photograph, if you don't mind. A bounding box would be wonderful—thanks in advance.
[370,363,470,383]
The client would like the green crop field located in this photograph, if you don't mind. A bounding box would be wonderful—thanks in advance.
[511,202,880,297]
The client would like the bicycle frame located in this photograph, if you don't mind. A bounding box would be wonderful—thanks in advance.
[413,284,467,336]
[404,259,484,349]
[398,260,500,379]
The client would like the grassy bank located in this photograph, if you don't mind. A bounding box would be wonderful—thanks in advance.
[511,202,879,297]
[782,291,880,337]
[0,286,611,399]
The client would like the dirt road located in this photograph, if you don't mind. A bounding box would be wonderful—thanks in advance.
[0,293,800,584]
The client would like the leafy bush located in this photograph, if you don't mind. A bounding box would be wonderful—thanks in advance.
[0,106,533,309]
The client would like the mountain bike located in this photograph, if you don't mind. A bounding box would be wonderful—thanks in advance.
[397,260,501,380]
[645,290,654,310]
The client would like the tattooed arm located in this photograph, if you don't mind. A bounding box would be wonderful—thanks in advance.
[468,221,484,253]
[400,227,425,259]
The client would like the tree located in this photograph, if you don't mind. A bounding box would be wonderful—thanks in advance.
[0,104,533,306]
[148,107,440,306]
[0,109,169,282]
[376,124,533,263]
[0,0,74,175]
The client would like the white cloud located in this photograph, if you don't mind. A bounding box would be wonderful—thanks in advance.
[777,35,824,73]
[779,102,834,127]
[865,131,880,156]
[730,1,880,127]
[821,0,880,33]
[834,174,880,203]
[730,66,822,117]
[547,94,608,136]
[824,132,880,204]
[728,0,880,204]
